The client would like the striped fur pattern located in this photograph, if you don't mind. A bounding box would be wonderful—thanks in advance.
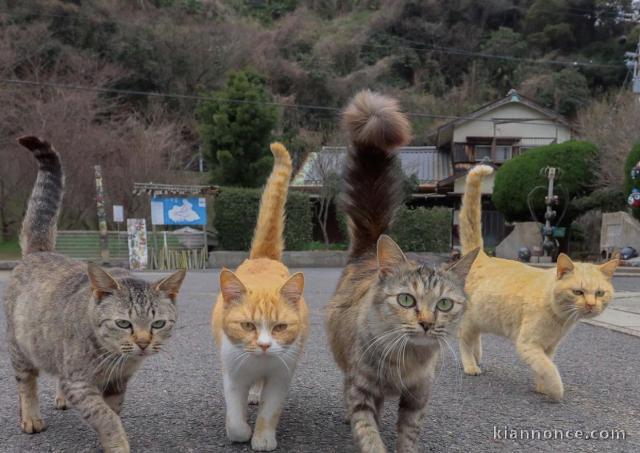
[327,93,479,452]
[3,137,186,452]
[212,143,309,451]
[249,142,292,261]
[17,136,64,256]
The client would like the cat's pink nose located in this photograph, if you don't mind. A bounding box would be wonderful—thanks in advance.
[258,342,271,352]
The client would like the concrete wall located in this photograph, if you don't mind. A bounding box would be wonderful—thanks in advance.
[452,103,572,143]
[601,211,640,256]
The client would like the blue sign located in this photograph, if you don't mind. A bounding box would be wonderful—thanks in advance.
[150,197,207,226]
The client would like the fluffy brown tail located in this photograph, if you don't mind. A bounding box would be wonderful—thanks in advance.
[18,136,64,257]
[459,165,493,254]
[249,143,293,261]
[341,90,411,260]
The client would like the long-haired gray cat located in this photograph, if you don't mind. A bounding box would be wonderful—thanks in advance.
[3,136,186,453]
[326,92,479,452]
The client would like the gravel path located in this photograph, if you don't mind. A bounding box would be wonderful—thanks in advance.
[0,270,638,452]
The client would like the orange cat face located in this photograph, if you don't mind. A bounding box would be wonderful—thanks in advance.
[218,270,304,355]
[553,254,618,318]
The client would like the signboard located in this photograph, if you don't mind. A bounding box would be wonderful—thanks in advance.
[113,205,124,223]
[150,197,207,226]
[127,218,148,270]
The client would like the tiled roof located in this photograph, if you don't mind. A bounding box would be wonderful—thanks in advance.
[292,146,453,186]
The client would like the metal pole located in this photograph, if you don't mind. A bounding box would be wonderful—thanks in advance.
[95,165,109,263]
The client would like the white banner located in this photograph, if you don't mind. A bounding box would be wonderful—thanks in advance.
[127,218,148,271]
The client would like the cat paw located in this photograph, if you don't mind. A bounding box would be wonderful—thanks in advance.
[21,417,46,434]
[463,365,482,375]
[54,395,68,410]
[101,439,130,453]
[251,431,277,451]
[227,421,252,443]
[534,383,563,401]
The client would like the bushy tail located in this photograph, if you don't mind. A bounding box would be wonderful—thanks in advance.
[249,143,293,261]
[459,165,493,254]
[341,90,411,260]
[18,136,64,257]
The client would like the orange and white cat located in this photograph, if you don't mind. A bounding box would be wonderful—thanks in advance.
[212,143,308,451]
[457,164,619,401]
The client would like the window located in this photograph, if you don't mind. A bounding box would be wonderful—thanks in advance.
[494,145,512,162]
[474,144,513,162]
[475,145,492,162]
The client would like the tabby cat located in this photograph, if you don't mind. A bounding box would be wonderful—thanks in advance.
[212,142,308,452]
[326,91,479,453]
[458,164,619,401]
[3,136,186,453]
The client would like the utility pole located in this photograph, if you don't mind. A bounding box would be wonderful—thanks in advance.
[95,165,110,263]
[625,35,640,94]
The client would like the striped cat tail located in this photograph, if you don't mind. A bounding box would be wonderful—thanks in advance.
[18,136,64,257]
[249,142,293,261]
[341,90,411,260]
[459,165,493,254]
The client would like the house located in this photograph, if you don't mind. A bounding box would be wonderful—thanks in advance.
[291,89,573,248]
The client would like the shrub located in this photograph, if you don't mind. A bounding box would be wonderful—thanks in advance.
[214,187,312,251]
[391,207,452,252]
[571,187,626,214]
[493,141,598,224]
[624,143,640,221]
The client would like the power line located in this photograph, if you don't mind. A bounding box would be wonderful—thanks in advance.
[0,77,571,127]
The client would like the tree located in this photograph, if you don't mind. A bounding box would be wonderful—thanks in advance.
[308,149,342,245]
[492,141,598,224]
[197,70,277,187]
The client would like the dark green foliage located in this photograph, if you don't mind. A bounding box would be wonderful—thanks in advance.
[571,188,627,214]
[492,141,598,224]
[391,207,452,252]
[624,144,640,221]
[197,70,277,187]
[214,187,312,251]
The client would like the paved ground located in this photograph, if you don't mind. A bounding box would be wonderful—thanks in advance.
[0,269,638,452]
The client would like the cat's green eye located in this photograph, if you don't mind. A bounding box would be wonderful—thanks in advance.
[573,289,584,296]
[397,293,416,308]
[241,322,256,331]
[115,319,132,329]
[595,289,605,297]
[151,320,166,329]
[436,298,454,312]
[273,324,287,333]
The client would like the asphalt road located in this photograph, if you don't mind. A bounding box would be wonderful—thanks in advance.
[0,269,638,453]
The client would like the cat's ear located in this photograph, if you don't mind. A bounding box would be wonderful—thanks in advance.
[446,247,480,281]
[279,272,304,306]
[219,269,246,304]
[154,269,186,301]
[599,259,619,279]
[556,253,574,279]
[377,235,407,276]
[87,263,120,299]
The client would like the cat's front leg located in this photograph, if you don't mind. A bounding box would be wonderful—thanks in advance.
[223,372,253,443]
[251,375,289,451]
[516,341,563,401]
[104,381,128,415]
[346,370,387,453]
[60,378,129,453]
[396,388,430,453]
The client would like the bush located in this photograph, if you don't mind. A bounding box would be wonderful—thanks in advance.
[214,187,312,251]
[624,143,640,221]
[391,207,452,252]
[571,187,626,214]
[493,141,598,224]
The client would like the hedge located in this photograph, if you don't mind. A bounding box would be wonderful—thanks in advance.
[214,187,312,251]
[492,141,598,224]
[391,206,452,252]
[624,143,640,221]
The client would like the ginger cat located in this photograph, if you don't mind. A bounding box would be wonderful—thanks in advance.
[458,164,619,401]
[212,143,308,451]
[326,91,479,453]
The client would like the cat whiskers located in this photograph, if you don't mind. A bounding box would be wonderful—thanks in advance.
[358,327,408,368]
[376,332,406,384]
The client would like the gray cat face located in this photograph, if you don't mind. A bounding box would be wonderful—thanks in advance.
[369,236,479,346]
[88,265,186,357]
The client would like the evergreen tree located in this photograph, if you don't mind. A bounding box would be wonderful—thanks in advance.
[197,70,277,187]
